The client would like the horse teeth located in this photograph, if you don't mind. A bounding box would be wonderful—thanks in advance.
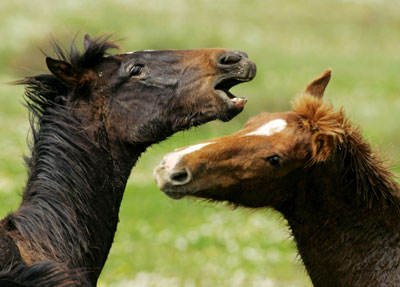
[231,97,247,107]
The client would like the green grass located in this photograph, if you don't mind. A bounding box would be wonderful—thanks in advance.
[0,0,399,286]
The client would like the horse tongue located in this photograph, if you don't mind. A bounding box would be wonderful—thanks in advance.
[231,97,247,108]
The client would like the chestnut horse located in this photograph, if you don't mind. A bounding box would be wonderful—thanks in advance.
[0,34,256,286]
[155,70,400,286]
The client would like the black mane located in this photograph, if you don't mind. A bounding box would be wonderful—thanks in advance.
[18,35,120,162]
[18,35,119,115]
[51,34,119,69]
[5,36,121,268]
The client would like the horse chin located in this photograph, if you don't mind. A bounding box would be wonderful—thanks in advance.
[186,104,244,128]
[164,191,187,200]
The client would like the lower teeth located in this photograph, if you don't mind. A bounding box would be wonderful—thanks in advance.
[231,97,247,107]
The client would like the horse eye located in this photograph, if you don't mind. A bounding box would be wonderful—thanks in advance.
[129,64,144,76]
[265,155,281,167]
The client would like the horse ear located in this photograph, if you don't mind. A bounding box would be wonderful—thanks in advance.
[84,34,92,51]
[304,68,332,99]
[46,57,87,87]
[311,133,335,163]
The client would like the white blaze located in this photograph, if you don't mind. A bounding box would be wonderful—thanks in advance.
[246,119,287,136]
[163,142,213,172]
[176,143,213,156]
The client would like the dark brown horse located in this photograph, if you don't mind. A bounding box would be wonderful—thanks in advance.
[155,70,400,286]
[0,34,256,286]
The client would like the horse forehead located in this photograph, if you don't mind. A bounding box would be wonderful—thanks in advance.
[124,48,229,60]
[121,50,181,62]
[245,119,288,137]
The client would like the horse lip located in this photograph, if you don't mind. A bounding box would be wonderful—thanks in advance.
[213,78,247,111]
[213,59,256,110]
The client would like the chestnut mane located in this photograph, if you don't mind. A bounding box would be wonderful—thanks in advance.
[293,93,400,211]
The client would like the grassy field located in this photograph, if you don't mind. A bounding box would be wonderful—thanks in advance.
[0,0,399,286]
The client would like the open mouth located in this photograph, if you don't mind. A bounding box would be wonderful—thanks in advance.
[214,77,249,108]
[187,58,256,126]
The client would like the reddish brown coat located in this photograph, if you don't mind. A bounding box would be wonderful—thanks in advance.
[155,69,400,286]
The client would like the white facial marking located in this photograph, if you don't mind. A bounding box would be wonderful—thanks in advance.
[176,143,213,155]
[246,119,287,136]
[163,143,213,172]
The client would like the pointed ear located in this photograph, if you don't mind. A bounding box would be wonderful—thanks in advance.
[304,68,332,99]
[84,34,92,50]
[311,133,335,163]
[46,57,87,87]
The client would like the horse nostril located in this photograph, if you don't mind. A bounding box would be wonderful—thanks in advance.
[169,168,191,185]
[217,52,242,67]
[239,51,248,59]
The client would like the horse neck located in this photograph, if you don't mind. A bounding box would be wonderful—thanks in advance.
[9,110,144,281]
[280,161,400,286]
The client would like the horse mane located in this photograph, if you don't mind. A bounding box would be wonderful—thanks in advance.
[5,36,119,265]
[16,35,119,117]
[51,35,119,69]
[292,94,347,142]
[0,262,88,287]
[17,35,119,160]
[20,34,120,177]
[292,94,400,211]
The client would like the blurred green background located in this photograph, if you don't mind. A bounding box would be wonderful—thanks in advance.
[0,0,399,286]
